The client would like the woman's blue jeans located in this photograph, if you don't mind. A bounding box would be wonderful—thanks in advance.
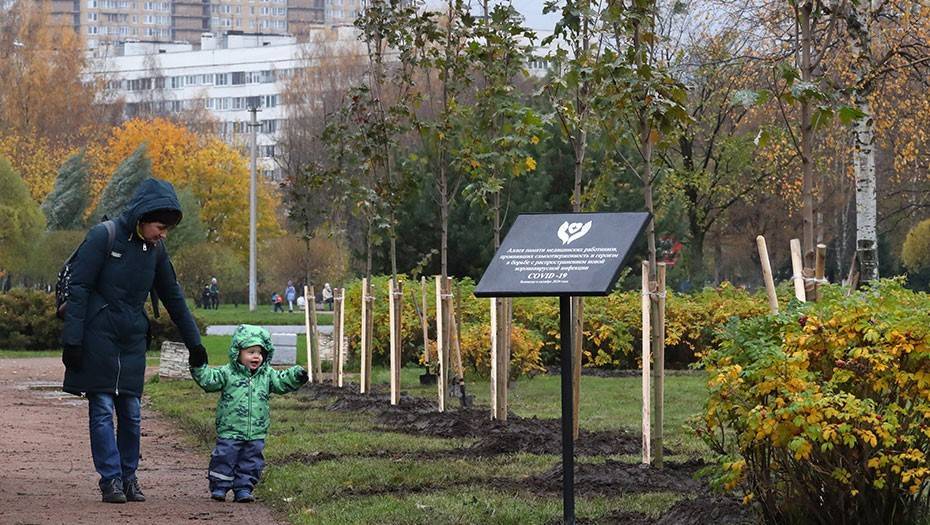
[87,393,141,489]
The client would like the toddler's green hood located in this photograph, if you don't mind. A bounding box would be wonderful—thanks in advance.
[229,324,275,369]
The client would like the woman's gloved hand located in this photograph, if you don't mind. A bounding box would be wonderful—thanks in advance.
[188,344,208,368]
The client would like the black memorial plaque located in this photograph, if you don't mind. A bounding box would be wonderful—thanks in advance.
[475,212,650,298]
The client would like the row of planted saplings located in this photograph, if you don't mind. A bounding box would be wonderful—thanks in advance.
[300,277,513,419]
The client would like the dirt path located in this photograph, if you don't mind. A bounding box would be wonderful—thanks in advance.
[0,357,285,525]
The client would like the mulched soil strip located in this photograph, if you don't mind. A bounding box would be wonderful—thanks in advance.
[550,510,654,525]
[296,382,665,457]
[533,462,754,525]
[523,459,707,496]
[653,494,755,525]
[293,382,756,525]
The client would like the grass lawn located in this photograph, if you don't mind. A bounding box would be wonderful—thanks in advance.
[0,349,62,358]
[145,335,710,524]
[191,303,334,326]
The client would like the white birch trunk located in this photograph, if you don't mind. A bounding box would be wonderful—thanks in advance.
[847,1,879,282]
[853,96,878,281]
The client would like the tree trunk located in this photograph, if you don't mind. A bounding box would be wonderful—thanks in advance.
[493,191,501,248]
[687,230,705,287]
[641,115,662,468]
[679,134,704,285]
[570,109,587,441]
[304,233,312,290]
[847,2,878,282]
[799,2,816,267]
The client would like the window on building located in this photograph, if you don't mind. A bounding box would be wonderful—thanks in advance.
[231,71,246,85]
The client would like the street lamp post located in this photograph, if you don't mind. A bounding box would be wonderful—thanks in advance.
[247,105,261,311]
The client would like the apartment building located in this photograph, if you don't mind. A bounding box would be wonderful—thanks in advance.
[90,28,363,179]
[38,0,334,49]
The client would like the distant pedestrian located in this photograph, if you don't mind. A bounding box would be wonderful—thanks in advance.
[322,283,333,311]
[201,284,211,309]
[296,295,306,311]
[271,292,284,313]
[209,277,220,310]
[285,280,296,313]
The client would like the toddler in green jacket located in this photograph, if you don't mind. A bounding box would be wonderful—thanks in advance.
[190,324,308,502]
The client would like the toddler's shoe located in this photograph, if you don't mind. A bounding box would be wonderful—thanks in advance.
[234,489,255,503]
[211,488,228,501]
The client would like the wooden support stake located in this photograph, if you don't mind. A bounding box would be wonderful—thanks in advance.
[641,261,651,465]
[435,276,447,412]
[490,297,511,421]
[360,278,373,394]
[814,244,827,301]
[420,276,430,366]
[790,239,806,302]
[504,297,511,415]
[333,288,345,387]
[360,277,368,393]
[756,236,779,314]
[450,278,464,379]
[304,285,316,383]
[490,298,499,419]
[571,296,583,440]
[389,279,403,405]
[305,285,321,382]
[654,263,667,468]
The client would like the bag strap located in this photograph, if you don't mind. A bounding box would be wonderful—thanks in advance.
[149,241,163,319]
[103,220,116,253]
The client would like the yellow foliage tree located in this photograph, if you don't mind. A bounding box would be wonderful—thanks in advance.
[0,135,73,201]
[89,118,281,256]
[0,2,114,202]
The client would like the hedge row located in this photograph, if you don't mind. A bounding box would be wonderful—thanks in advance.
[338,275,783,377]
[0,288,204,351]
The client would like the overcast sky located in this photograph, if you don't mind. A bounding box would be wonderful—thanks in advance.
[506,0,559,32]
[423,0,559,32]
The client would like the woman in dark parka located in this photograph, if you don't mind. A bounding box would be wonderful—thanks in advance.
[61,178,209,503]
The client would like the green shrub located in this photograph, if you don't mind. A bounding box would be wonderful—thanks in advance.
[0,288,204,352]
[512,282,773,369]
[0,289,60,350]
[696,280,930,524]
[336,276,779,375]
[340,275,545,377]
[146,302,206,351]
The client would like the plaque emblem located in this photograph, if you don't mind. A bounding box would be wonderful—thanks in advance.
[557,221,592,245]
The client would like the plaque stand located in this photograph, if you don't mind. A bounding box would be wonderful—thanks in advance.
[474,212,651,525]
[559,295,575,525]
